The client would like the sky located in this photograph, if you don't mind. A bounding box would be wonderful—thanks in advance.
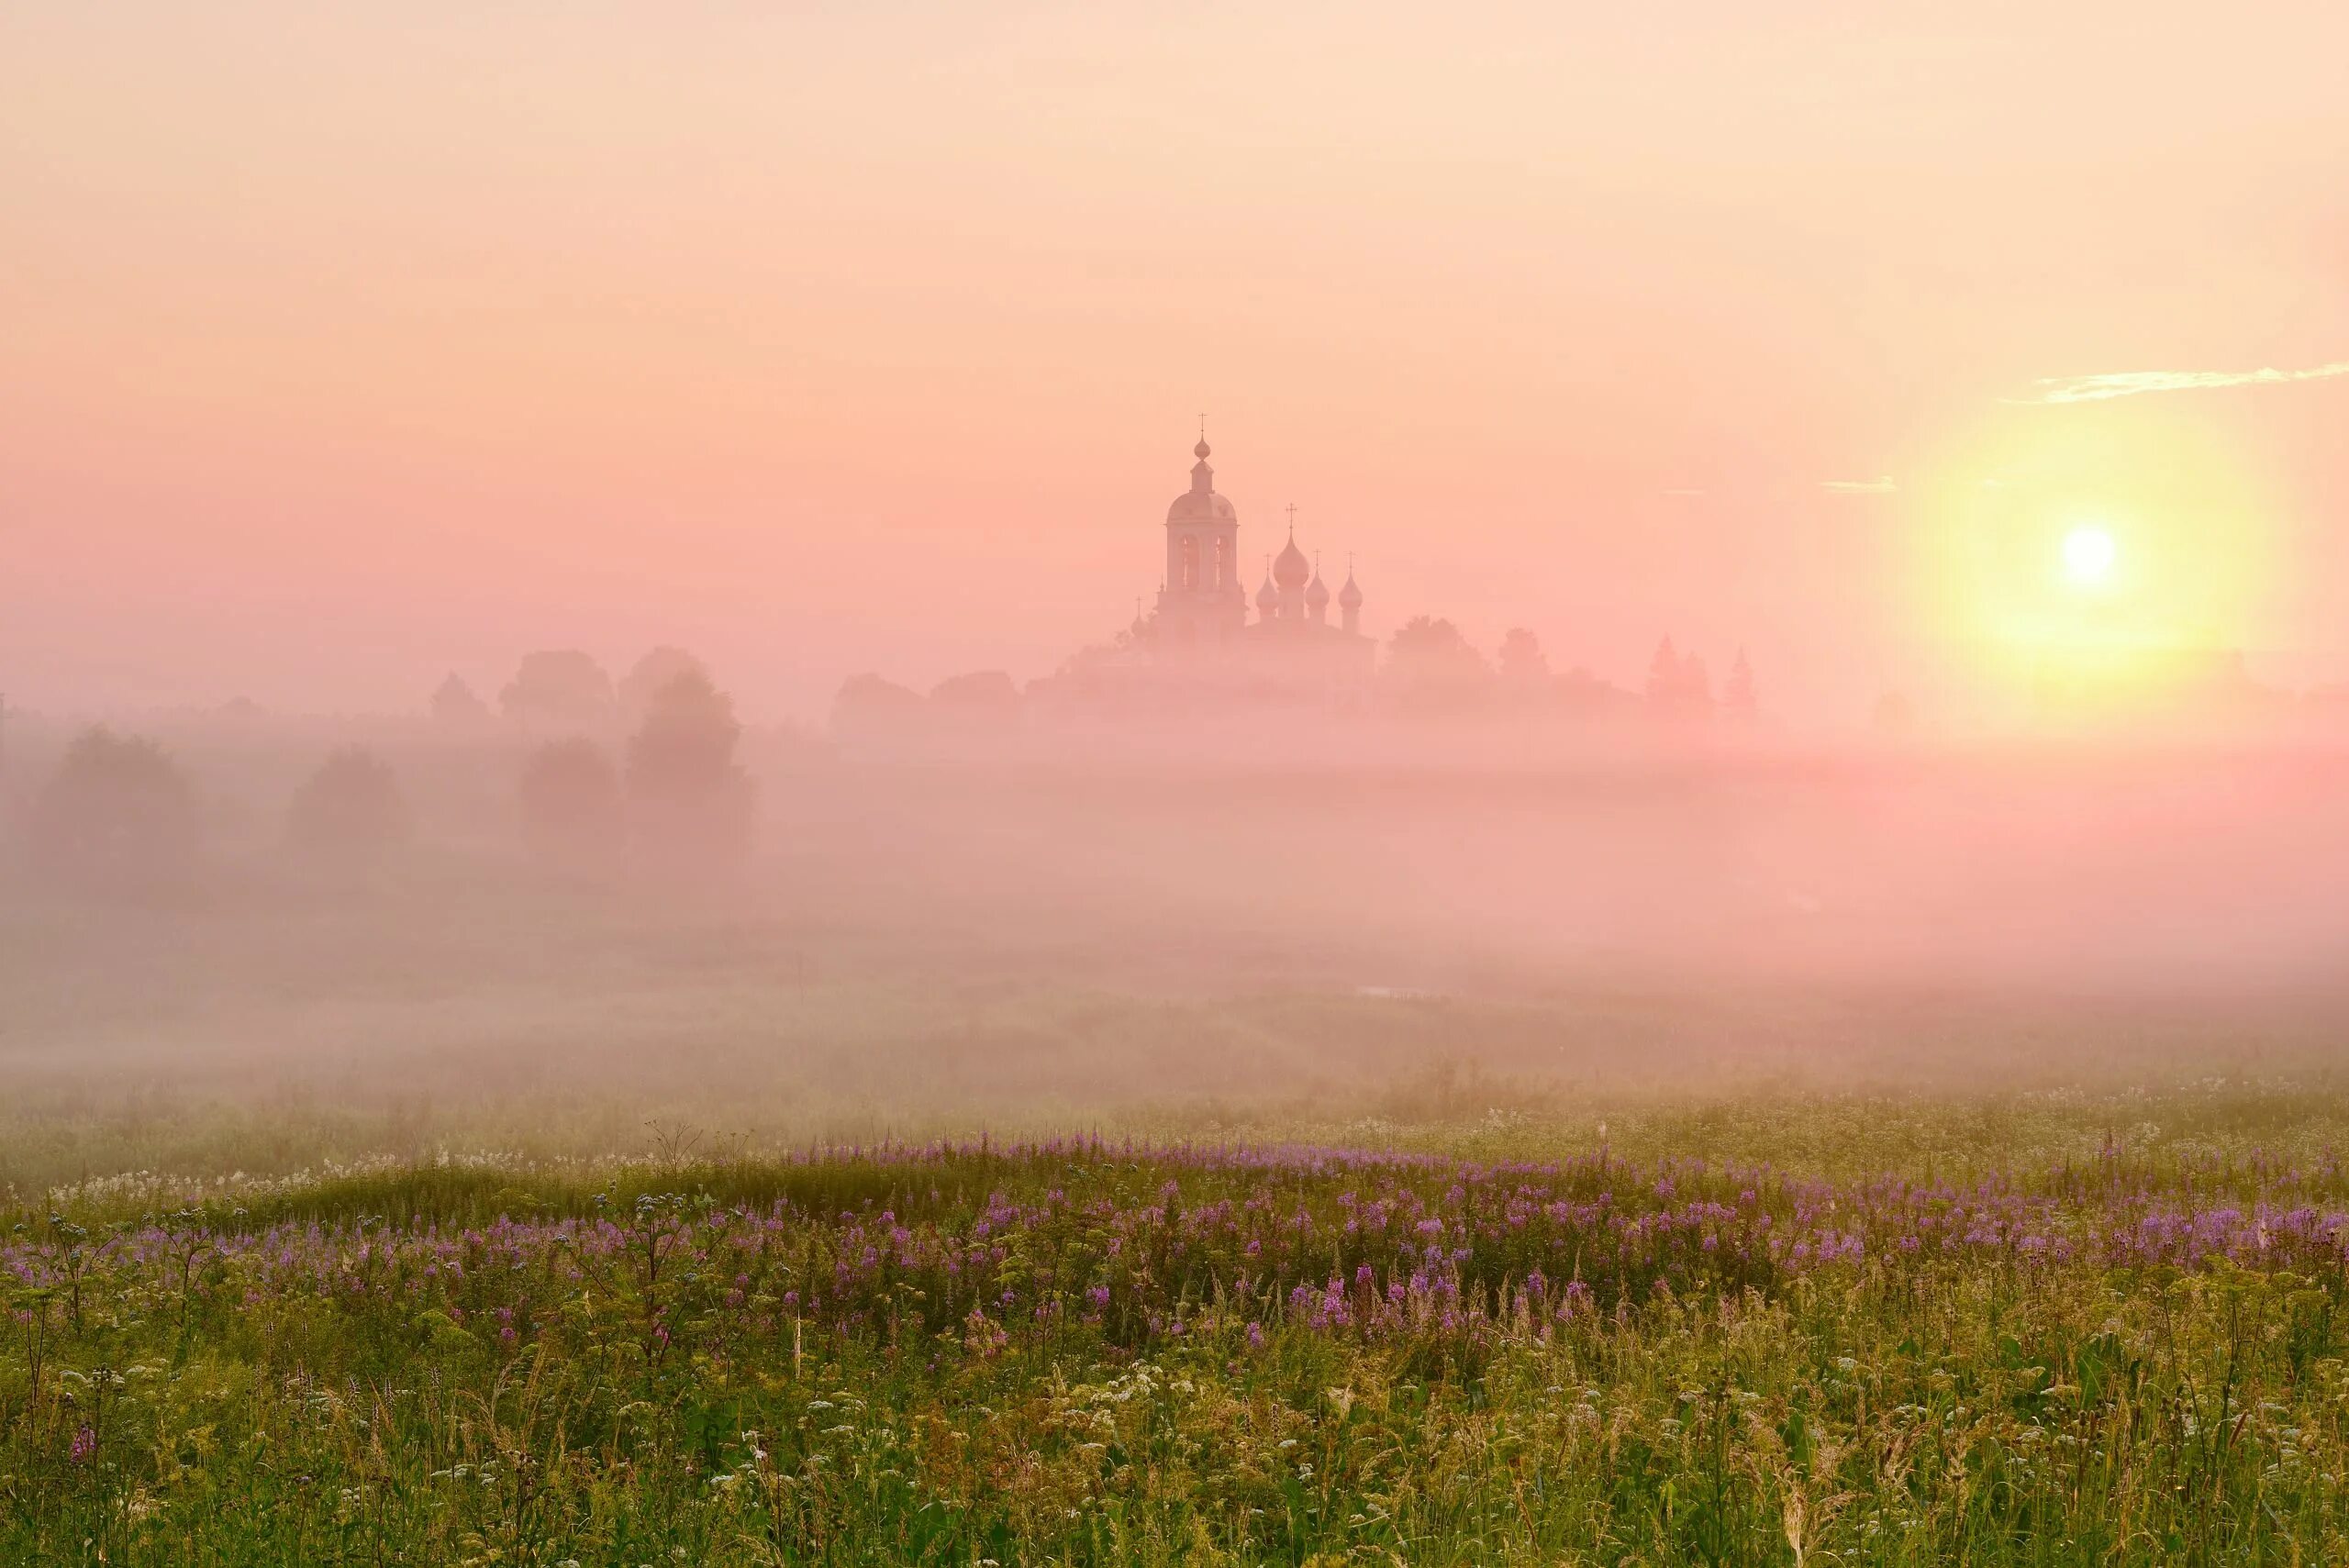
[5,1,2347,724]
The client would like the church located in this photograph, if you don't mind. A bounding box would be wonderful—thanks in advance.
[1125,432,1376,705]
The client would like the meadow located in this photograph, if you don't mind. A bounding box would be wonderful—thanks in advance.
[12,753,2349,1562]
[13,1093,2349,1566]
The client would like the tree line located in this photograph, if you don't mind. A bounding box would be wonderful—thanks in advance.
[835,620,1762,728]
[10,648,754,895]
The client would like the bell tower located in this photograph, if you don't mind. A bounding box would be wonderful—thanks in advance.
[1156,425,1245,641]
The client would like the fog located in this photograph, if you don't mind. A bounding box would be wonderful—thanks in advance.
[9,4,2349,1196]
[7,682,2349,1196]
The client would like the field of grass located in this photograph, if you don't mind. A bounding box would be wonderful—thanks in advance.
[11,1088,2349,1566]
[12,866,2349,1198]
[12,840,2349,1563]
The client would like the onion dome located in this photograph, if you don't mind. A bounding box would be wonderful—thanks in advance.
[1338,567,1364,610]
[1305,562,1331,610]
[1255,568,1279,613]
[1273,530,1311,589]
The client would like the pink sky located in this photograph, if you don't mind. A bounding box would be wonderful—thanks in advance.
[5,2,2347,722]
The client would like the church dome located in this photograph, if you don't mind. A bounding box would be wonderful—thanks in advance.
[1168,436,1236,523]
[1305,569,1330,608]
[1168,488,1237,524]
[1338,569,1364,609]
[1255,571,1279,611]
[1273,533,1311,589]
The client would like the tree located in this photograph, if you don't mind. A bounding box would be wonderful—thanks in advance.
[1027,642,1135,708]
[1494,628,1550,699]
[1555,666,1635,719]
[1722,649,1757,721]
[286,747,410,857]
[27,728,199,889]
[618,646,711,727]
[625,670,755,865]
[1384,617,1491,710]
[429,673,491,727]
[1645,636,1713,718]
[929,670,1021,726]
[830,673,929,737]
[1678,652,1713,712]
[1644,637,1681,706]
[500,651,615,733]
[518,737,623,861]
[1497,628,1550,695]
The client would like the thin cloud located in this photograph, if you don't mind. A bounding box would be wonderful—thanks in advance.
[1661,486,1707,496]
[2017,361,2349,405]
[1822,477,1896,495]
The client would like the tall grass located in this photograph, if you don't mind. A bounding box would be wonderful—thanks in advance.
[9,1126,2349,1563]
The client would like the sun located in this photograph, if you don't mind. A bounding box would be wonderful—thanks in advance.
[2061,525,2117,587]
[1904,402,2285,722]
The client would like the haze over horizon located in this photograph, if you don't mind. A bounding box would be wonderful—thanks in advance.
[7,2,2349,724]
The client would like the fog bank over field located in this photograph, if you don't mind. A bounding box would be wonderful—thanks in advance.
[6,700,2349,1193]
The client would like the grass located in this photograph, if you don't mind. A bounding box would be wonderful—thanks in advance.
[12,862,2349,1561]
[11,1098,2349,1564]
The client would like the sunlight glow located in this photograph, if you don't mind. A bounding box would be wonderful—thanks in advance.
[2062,526,2117,586]
[1906,401,2285,724]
